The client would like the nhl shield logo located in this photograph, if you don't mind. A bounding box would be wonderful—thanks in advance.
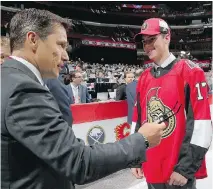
[146,87,176,138]
[141,22,148,30]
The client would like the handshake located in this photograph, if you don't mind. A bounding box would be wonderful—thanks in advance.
[137,122,166,148]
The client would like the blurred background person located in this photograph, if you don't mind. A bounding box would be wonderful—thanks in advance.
[69,71,91,104]
[97,71,105,78]
[75,62,83,72]
[126,69,143,125]
[45,64,73,126]
[116,71,134,100]
[0,36,10,64]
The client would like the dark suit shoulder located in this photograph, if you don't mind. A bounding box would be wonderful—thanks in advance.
[117,83,126,89]
[44,78,73,126]
[2,66,46,100]
[126,81,137,89]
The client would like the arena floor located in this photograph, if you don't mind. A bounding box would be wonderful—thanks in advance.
[76,145,212,189]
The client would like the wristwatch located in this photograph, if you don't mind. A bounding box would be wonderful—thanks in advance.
[142,135,150,149]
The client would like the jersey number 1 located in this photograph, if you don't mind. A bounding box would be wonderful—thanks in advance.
[195,82,207,100]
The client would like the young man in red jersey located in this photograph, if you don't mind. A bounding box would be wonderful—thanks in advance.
[131,18,212,189]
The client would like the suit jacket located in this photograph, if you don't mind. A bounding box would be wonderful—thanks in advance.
[45,75,73,126]
[116,83,127,101]
[68,84,91,104]
[1,59,146,189]
[126,80,138,124]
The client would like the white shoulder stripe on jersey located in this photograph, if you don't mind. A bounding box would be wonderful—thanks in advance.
[190,120,213,149]
[131,122,136,134]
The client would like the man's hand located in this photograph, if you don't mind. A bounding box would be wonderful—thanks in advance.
[168,172,188,186]
[131,168,144,179]
[138,122,166,148]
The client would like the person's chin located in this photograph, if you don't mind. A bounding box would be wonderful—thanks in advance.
[54,69,60,77]
[148,54,156,61]
[55,72,59,78]
[49,71,59,79]
[146,50,156,59]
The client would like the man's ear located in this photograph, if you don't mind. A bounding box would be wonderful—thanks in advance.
[165,34,171,44]
[26,31,39,52]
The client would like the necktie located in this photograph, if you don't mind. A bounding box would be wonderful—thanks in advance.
[155,67,163,77]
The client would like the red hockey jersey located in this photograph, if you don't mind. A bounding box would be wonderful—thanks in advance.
[132,59,212,183]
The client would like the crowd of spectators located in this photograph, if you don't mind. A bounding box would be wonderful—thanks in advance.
[72,20,211,50]
[2,4,212,51]
[67,57,212,94]
[68,59,143,85]
[85,2,212,17]
[1,3,212,93]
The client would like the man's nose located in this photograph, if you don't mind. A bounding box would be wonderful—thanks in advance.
[62,50,69,62]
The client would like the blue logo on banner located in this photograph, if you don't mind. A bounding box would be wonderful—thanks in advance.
[87,126,105,145]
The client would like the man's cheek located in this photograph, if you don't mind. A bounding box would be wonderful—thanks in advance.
[52,51,60,63]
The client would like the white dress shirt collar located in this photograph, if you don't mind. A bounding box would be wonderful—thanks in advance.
[154,53,176,69]
[71,83,80,89]
[70,83,80,104]
[11,56,44,86]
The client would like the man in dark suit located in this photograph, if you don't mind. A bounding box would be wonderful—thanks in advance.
[116,71,134,101]
[126,69,144,125]
[1,8,166,189]
[45,64,73,126]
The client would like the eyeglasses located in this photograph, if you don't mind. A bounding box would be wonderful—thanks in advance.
[141,35,159,45]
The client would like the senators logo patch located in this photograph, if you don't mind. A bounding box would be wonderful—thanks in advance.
[146,87,176,138]
[141,22,148,30]
[114,122,130,141]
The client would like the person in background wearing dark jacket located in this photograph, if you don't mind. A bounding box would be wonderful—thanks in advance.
[126,69,143,125]
[116,71,134,100]
[45,63,73,126]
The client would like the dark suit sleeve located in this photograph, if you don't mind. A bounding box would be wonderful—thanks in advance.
[5,81,147,185]
[45,79,73,126]
[116,84,126,101]
[126,85,130,101]
[126,84,135,107]
[126,85,132,124]
[85,87,91,103]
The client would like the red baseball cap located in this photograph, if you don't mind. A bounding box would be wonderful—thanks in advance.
[134,18,170,42]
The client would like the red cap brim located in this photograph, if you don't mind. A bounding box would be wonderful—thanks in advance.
[134,31,161,42]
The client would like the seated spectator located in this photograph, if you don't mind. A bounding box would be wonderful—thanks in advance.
[97,71,105,78]
[75,63,83,72]
[69,71,91,104]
